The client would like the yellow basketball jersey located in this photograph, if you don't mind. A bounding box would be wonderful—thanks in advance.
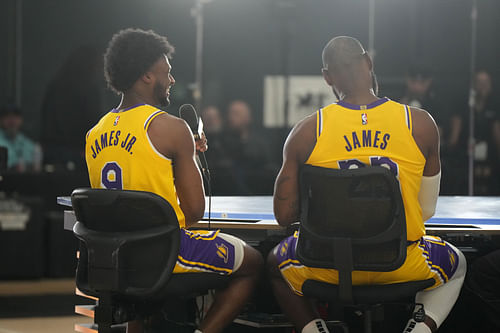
[85,104,186,227]
[305,97,426,241]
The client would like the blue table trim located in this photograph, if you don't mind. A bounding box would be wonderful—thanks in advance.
[58,196,500,226]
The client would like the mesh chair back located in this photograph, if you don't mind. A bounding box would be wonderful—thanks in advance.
[296,165,407,272]
[71,188,180,299]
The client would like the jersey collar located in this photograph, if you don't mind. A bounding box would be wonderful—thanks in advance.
[110,103,147,113]
[337,97,389,110]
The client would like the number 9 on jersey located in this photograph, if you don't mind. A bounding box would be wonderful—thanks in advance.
[101,162,123,190]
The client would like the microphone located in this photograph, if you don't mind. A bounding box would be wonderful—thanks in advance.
[179,104,204,139]
[179,104,210,179]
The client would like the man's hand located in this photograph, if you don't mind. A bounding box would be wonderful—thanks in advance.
[195,132,208,153]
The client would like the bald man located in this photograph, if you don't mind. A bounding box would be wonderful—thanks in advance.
[267,36,466,333]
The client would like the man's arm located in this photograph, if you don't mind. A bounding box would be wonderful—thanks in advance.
[273,114,316,226]
[148,114,205,227]
[411,107,441,220]
[411,107,441,175]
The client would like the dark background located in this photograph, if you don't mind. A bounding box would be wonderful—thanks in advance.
[0,1,499,328]
[1,0,499,137]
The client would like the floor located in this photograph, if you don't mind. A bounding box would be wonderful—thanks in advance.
[0,279,75,296]
[0,279,92,333]
[0,316,92,333]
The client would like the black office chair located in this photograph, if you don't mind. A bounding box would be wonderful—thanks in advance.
[296,165,435,333]
[71,188,228,333]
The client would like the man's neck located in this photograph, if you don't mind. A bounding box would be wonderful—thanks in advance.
[342,90,379,106]
[117,91,155,111]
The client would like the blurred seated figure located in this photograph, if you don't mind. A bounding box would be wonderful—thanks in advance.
[451,70,500,195]
[202,105,224,135]
[469,70,500,195]
[201,105,230,166]
[200,105,234,194]
[400,64,466,194]
[0,105,41,173]
[400,64,448,137]
[223,100,276,194]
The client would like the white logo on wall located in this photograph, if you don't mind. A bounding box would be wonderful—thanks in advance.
[263,75,337,127]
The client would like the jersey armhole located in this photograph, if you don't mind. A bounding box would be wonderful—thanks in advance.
[316,108,323,138]
[144,110,166,131]
[404,105,412,132]
[86,125,97,140]
[143,110,172,161]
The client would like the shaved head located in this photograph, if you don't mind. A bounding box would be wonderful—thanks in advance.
[322,36,366,72]
[321,36,378,98]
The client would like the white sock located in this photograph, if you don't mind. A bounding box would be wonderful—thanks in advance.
[403,319,431,333]
[194,330,203,333]
[302,319,329,333]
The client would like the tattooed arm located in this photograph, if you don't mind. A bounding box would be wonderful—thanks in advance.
[273,113,317,226]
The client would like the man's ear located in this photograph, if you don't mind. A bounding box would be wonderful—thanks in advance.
[141,71,154,84]
[364,53,373,71]
[322,68,333,86]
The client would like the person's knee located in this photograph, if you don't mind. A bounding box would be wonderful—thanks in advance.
[237,244,263,276]
[266,246,282,278]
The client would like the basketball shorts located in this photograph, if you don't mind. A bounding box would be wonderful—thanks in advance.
[276,232,461,295]
[173,229,245,275]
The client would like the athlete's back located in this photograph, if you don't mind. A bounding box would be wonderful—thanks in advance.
[85,104,186,227]
[306,97,426,241]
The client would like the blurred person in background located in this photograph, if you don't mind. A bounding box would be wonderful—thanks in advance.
[40,45,103,170]
[201,105,232,179]
[201,105,227,165]
[0,104,42,173]
[202,105,224,135]
[200,105,234,194]
[467,70,500,195]
[400,64,465,194]
[223,100,276,194]
[400,64,448,138]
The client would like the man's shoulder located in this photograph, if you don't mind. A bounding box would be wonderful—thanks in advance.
[147,110,192,158]
[292,112,317,137]
[148,111,186,132]
[409,106,437,131]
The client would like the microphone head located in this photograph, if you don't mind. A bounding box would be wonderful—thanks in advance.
[179,104,199,134]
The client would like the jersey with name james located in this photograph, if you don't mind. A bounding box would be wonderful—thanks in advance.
[305,97,426,241]
[85,104,185,227]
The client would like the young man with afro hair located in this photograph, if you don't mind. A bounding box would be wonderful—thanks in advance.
[85,28,263,333]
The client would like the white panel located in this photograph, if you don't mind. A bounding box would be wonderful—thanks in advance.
[263,75,337,128]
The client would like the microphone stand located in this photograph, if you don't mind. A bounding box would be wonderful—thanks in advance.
[276,0,295,128]
[191,0,213,112]
[467,0,478,196]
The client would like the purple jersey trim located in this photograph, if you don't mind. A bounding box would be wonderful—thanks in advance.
[337,97,389,110]
[110,103,147,113]
[318,109,323,137]
[404,105,411,130]
[144,110,164,130]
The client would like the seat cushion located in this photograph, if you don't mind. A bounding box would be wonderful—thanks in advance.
[302,278,435,304]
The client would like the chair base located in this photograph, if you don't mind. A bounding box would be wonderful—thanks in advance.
[302,279,435,333]
[302,279,435,305]
[91,273,229,332]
